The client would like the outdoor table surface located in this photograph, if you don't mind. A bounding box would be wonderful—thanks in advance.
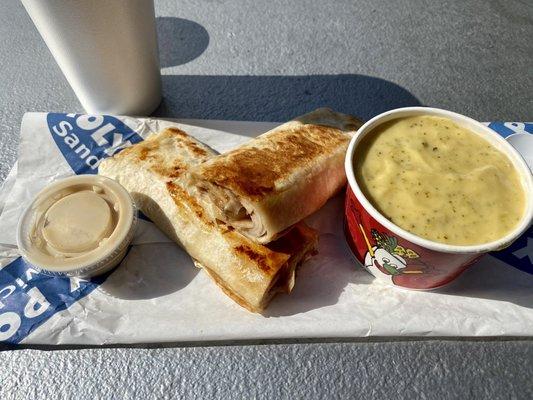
[1,0,532,399]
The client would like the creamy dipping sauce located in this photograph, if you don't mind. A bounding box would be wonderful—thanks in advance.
[17,175,137,277]
[31,188,118,258]
[355,115,526,245]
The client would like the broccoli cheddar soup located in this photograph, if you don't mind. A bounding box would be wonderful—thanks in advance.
[354,115,526,245]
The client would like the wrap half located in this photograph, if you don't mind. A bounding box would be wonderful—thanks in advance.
[99,128,318,312]
[190,108,362,243]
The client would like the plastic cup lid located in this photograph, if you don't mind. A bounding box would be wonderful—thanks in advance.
[16,175,137,277]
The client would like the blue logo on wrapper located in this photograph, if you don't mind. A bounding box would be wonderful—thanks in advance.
[0,257,106,344]
[487,122,533,137]
[491,225,533,275]
[46,113,144,174]
[0,113,141,343]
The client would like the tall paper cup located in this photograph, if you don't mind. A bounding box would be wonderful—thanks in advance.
[21,0,162,116]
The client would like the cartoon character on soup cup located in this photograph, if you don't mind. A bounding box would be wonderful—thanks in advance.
[359,226,428,284]
[366,247,407,276]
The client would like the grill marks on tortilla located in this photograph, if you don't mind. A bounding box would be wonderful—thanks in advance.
[230,223,319,275]
[234,244,272,273]
[152,160,187,179]
[166,128,209,157]
[197,124,350,199]
[167,180,289,276]
[99,125,322,312]
[117,128,211,180]
[167,182,214,227]
[132,131,289,277]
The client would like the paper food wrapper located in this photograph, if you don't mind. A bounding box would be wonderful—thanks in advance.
[0,113,531,345]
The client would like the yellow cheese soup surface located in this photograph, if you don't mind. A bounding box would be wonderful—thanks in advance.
[354,116,525,245]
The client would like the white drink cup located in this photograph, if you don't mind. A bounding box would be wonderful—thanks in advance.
[21,0,162,116]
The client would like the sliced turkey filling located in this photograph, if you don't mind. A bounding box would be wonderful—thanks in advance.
[195,181,267,240]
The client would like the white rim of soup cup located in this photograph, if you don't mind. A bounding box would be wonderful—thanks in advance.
[344,107,533,254]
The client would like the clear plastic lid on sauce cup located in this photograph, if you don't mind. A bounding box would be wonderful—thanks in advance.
[17,175,137,278]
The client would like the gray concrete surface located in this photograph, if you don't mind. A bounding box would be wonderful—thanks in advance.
[1,340,533,399]
[0,0,532,399]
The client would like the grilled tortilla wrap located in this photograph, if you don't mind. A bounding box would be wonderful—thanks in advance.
[98,128,318,312]
[190,108,362,244]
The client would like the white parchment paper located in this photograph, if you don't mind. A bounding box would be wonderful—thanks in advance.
[0,113,532,345]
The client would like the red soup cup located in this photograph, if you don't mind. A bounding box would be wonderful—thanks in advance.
[344,107,533,289]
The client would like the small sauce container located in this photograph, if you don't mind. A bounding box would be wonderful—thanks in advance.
[17,175,137,278]
[344,107,533,289]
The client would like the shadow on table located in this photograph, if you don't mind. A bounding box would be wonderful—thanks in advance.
[430,256,533,309]
[153,74,422,123]
[265,233,374,317]
[156,16,209,67]
[99,243,199,300]
[263,195,370,317]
